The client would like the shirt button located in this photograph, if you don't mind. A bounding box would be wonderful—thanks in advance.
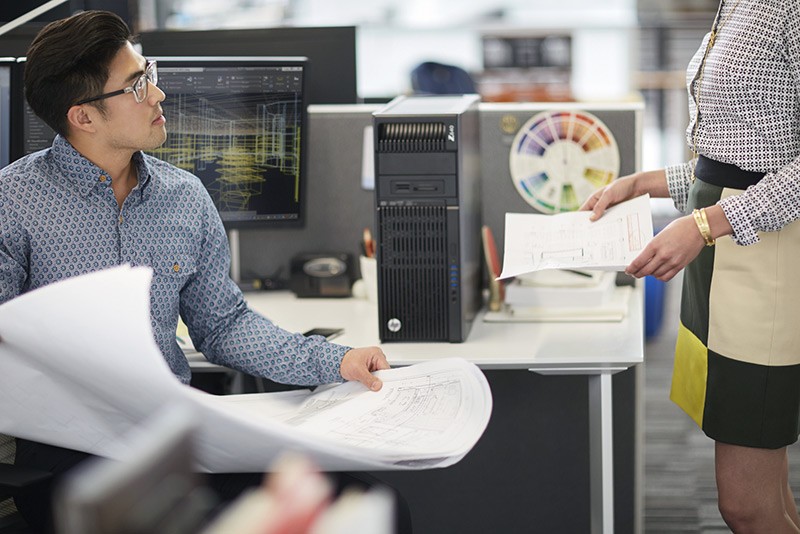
[173,263,181,273]
[118,215,123,224]
[99,175,107,182]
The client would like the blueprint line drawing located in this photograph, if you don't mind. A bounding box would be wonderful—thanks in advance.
[499,194,654,279]
[148,66,303,221]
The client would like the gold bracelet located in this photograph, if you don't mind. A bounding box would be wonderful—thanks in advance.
[692,208,715,247]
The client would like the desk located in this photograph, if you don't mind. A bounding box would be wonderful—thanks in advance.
[242,285,644,534]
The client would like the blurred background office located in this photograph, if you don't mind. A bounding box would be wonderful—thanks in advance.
[158,0,713,171]
[2,0,718,171]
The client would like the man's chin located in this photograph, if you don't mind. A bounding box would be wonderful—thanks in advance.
[144,130,168,151]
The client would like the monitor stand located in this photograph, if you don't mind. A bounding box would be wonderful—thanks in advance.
[228,228,241,285]
[228,229,277,292]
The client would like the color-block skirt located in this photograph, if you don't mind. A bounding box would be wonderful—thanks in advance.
[670,163,800,449]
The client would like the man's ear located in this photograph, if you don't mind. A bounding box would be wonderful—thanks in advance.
[66,105,97,134]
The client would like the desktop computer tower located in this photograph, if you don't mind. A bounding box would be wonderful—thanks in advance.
[373,94,481,342]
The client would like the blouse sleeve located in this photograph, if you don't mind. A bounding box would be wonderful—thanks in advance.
[664,159,696,213]
[718,160,800,246]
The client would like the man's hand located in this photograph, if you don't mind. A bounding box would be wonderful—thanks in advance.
[340,346,390,391]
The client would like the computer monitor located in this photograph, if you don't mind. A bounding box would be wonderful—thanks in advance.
[22,90,55,155]
[148,56,308,227]
[0,58,13,168]
[8,57,56,162]
[138,26,357,105]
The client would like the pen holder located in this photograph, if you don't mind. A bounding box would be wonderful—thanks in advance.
[358,256,378,304]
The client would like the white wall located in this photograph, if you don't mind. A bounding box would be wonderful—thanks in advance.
[289,0,638,100]
[157,0,639,105]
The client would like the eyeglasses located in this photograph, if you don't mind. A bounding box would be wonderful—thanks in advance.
[76,60,158,106]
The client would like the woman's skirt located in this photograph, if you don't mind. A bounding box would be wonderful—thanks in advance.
[670,156,800,449]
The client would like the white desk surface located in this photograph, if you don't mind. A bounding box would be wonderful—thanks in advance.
[244,285,644,373]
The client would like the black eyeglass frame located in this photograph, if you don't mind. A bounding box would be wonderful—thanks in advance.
[75,60,158,106]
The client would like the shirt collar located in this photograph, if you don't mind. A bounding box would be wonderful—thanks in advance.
[52,135,154,200]
[132,151,155,202]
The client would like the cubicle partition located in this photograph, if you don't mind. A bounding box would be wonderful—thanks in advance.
[238,104,378,285]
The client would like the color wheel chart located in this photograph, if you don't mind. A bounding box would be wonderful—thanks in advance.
[509,110,620,213]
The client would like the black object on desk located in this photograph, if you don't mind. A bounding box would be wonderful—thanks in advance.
[289,252,354,298]
[302,327,344,340]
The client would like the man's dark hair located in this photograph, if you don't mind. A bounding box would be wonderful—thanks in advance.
[24,10,133,137]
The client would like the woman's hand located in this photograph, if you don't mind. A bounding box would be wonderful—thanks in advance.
[580,175,639,220]
[582,168,698,281]
[625,215,705,282]
[581,169,669,219]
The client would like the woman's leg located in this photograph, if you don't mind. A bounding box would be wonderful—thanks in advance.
[783,449,800,528]
[715,442,800,533]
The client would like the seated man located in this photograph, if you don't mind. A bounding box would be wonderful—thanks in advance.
[0,10,409,533]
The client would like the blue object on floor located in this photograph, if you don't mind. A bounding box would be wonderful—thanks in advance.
[645,275,666,339]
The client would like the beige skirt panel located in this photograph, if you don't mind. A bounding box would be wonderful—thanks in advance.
[707,188,800,366]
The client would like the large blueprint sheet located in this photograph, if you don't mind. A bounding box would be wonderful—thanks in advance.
[0,266,492,472]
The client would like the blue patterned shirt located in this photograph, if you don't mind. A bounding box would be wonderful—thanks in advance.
[0,135,348,385]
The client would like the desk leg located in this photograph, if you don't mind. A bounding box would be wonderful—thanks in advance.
[589,372,614,534]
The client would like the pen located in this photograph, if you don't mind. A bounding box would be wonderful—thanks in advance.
[563,269,594,278]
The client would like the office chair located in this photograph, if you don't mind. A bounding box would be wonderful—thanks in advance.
[410,61,477,95]
[0,434,50,500]
[0,465,51,500]
[0,454,52,531]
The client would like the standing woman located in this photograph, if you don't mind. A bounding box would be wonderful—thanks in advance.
[583,1,800,532]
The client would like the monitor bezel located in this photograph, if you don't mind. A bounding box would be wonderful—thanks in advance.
[152,55,310,229]
[8,57,26,163]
